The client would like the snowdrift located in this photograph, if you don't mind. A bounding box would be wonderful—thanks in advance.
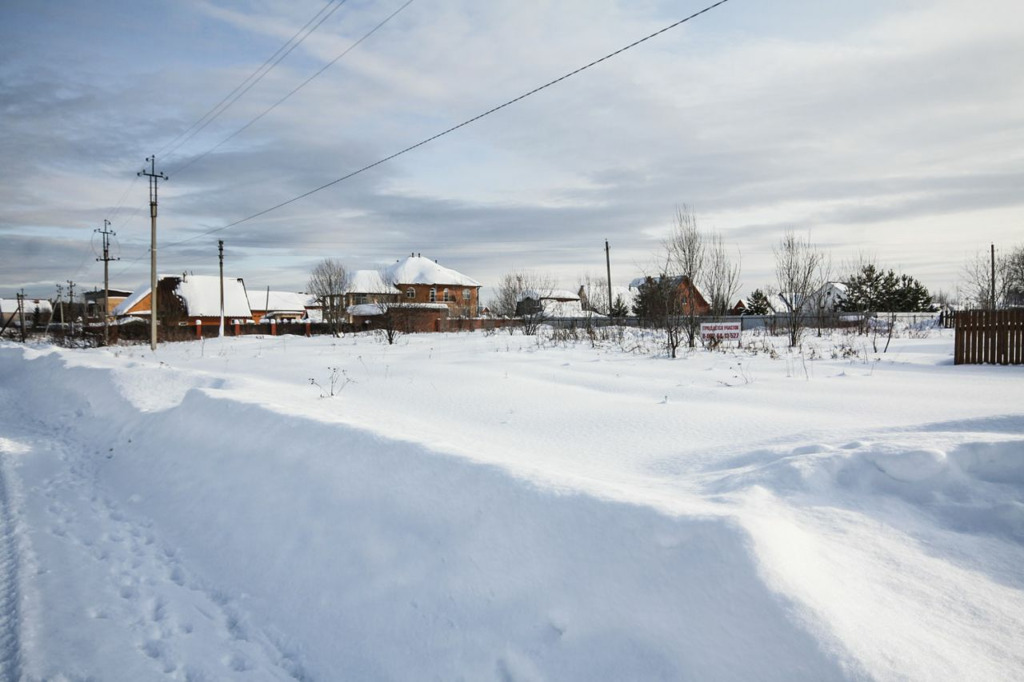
[1,333,1022,681]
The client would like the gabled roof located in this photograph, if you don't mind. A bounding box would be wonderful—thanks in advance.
[384,255,480,287]
[114,275,252,318]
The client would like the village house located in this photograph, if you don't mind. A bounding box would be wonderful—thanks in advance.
[83,288,132,323]
[0,298,53,328]
[516,289,595,319]
[113,274,253,327]
[248,290,310,323]
[629,275,711,316]
[388,254,481,316]
[347,255,482,332]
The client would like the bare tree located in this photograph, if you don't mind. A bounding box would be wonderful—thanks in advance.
[773,231,830,347]
[632,263,690,358]
[372,267,409,345]
[489,270,555,335]
[662,206,740,346]
[307,258,348,336]
[703,232,742,317]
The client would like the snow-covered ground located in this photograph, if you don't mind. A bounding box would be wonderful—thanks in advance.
[0,327,1022,681]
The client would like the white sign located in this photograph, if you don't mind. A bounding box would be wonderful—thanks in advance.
[700,321,741,340]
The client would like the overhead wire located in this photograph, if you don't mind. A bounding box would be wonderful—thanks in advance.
[164,0,734,251]
[103,0,357,281]
[157,0,350,162]
[168,0,418,178]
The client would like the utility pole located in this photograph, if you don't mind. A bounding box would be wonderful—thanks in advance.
[218,239,225,337]
[991,243,997,310]
[17,290,26,343]
[66,280,76,338]
[55,283,65,329]
[139,156,168,351]
[96,219,118,346]
[605,240,613,318]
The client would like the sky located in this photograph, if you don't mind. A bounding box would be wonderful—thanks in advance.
[1,0,1022,302]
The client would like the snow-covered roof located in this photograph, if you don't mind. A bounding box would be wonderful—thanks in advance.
[249,291,308,313]
[177,276,251,318]
[112,285,154,316]
[347,303,385,317]
[346,270,401,295]
[113,275,252,318]
[518,289,580,302]
[0,298,53,314]
[384,255,480,287]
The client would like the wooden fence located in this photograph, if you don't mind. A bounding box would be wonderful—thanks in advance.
[954,309,1024,365]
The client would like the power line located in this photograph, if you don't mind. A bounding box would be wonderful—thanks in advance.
[168,0,418,178]
[88,0,346,278]
[158,0,350,161]
[166,0,734,249]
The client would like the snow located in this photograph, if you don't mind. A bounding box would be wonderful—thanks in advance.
[346,270,400,295]
[249,291,308,313]
[175,275,251,318]
[0,328,1022,681]
[113,275,252,318]
[385,255,481,287]
[0,299,52,316]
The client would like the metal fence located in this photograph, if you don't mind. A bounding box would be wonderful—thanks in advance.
[954,309,1024,365]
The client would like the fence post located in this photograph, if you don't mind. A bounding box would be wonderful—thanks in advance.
[271,319,277,336]
[306,320,311,337]
[195,319,202,339]
[234,320,240,336]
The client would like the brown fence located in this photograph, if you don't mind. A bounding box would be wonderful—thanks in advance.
[954,310,1024,365]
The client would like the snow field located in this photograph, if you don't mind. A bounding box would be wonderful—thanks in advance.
[0,327,1022,680]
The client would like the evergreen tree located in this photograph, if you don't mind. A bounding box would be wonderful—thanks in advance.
[746,289,772,315]
[609,294,630,318]
[840,264,931,312]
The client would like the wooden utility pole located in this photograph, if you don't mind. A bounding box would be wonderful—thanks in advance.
[605,240,613,318]
[139,156,168,351]
[96,219,118,345]
[66,280,76,338]
[218,239,225,337]
[17,290,26,342]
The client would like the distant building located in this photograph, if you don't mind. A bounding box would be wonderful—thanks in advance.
[83,288,132,322]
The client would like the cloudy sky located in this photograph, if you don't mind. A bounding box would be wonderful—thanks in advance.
[2,0,1022,301]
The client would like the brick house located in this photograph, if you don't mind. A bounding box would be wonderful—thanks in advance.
[385,254,481,318]
[113,274,253,327]
[629,275,710,316]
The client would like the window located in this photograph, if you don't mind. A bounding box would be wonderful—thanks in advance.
[429,287,437,302]
[462,289,470,301]
[406,288,415,299]
[442,288,451,302]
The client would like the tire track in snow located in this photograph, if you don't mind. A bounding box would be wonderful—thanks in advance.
[0,451,23,682]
